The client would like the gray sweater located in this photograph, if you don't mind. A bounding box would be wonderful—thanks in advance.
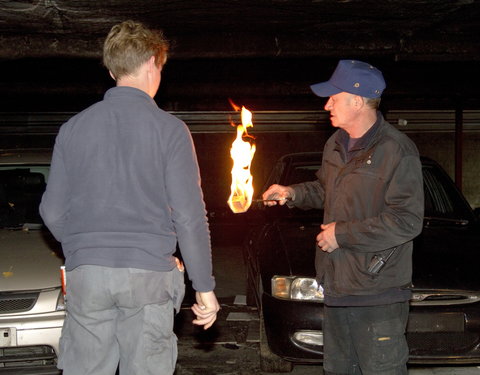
[40,86,215,292]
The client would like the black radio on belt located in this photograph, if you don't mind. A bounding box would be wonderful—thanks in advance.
[367,247,397,274]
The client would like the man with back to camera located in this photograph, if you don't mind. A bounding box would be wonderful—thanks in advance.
[262,60,424,374]
[40,20,220,375]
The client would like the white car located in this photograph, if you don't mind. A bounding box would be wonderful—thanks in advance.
[0,149,64,374]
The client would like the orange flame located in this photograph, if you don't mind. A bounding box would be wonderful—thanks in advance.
[227,105,256,213]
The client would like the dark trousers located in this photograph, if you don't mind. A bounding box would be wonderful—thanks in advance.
[323,302,409,375]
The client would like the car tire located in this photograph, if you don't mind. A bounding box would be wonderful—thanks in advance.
[246,272,257,306]
[243,237,259,307]
[259,310,294,373]
[246,265,261,306]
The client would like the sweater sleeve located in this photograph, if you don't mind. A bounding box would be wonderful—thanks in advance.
[164,123,215,292]
[39,129,70,242]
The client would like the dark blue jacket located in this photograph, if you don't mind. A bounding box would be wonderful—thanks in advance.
[290,113,424,298]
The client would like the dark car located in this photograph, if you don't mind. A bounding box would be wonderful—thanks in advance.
[243,151,480,372]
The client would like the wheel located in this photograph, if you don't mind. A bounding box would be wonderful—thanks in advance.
[245,266,260,307]
[243,236,260,307]
[259,310,294,372]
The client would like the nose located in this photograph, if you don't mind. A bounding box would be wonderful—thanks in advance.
[324,98,332,111]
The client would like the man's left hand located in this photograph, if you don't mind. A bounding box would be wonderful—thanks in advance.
[192,291,220,330]
[316,222,339,253]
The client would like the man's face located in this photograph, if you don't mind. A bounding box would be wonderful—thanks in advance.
[323,92,357,132]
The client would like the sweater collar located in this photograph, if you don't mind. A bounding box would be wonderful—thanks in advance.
[104,86,155,103]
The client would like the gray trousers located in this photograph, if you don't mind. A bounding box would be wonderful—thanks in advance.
[323,302,409,375]
[58,265,185,375]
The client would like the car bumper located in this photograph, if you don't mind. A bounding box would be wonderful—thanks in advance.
[262,292,324,363]
[0,310,65,371]
[262,292,480,364]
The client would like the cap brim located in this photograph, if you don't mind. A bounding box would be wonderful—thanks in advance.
[310,81,342,97]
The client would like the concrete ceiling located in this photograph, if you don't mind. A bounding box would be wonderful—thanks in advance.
[0,0,479,111]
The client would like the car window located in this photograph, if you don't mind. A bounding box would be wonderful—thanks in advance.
[284,164,320,185]
[0,165,49,227]
[263,160,286,189]
[263,159,321,191]
[423,164,473,220]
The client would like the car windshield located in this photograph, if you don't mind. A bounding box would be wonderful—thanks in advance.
[264,157,321,189]
[422,164,473,220]
[0,165,49,228]
[284,164,319,185]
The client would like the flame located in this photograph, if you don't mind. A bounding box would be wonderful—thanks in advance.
[227,105,256,213]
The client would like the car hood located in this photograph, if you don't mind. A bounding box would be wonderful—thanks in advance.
[0,228,64,292]
[274,215,480,291]
[411,222,480,290]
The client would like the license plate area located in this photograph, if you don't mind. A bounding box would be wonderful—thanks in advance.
[0,327,17,346]
[407,312,465,333]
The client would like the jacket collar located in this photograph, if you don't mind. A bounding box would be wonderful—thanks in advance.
[334,111,385,161]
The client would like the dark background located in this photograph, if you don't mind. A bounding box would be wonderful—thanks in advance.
[0,0,479,212]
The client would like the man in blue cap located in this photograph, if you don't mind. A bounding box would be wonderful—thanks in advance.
[262,60,424,374]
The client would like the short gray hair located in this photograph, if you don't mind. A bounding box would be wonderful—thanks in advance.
[364,97,381,110]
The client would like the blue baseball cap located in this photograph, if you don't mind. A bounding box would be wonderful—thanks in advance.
[310,60,386,98]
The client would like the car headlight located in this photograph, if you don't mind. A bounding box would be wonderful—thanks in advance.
[56,288,66,311]
[271,276,324,302]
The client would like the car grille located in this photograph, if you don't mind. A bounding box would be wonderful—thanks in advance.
[411,290,480,306]
[0,345,58,370]
[408,332,480,360]
[0,293,38,314]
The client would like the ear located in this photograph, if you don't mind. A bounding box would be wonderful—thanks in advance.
[148,55,156,70]
[353,95,364,108]
[109,71,116,81]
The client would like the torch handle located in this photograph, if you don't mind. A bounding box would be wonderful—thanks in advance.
[60,265,67,297]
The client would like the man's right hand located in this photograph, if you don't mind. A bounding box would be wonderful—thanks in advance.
[262,184,294,206]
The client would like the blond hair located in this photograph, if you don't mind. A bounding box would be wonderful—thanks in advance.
[103,20,169,80]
